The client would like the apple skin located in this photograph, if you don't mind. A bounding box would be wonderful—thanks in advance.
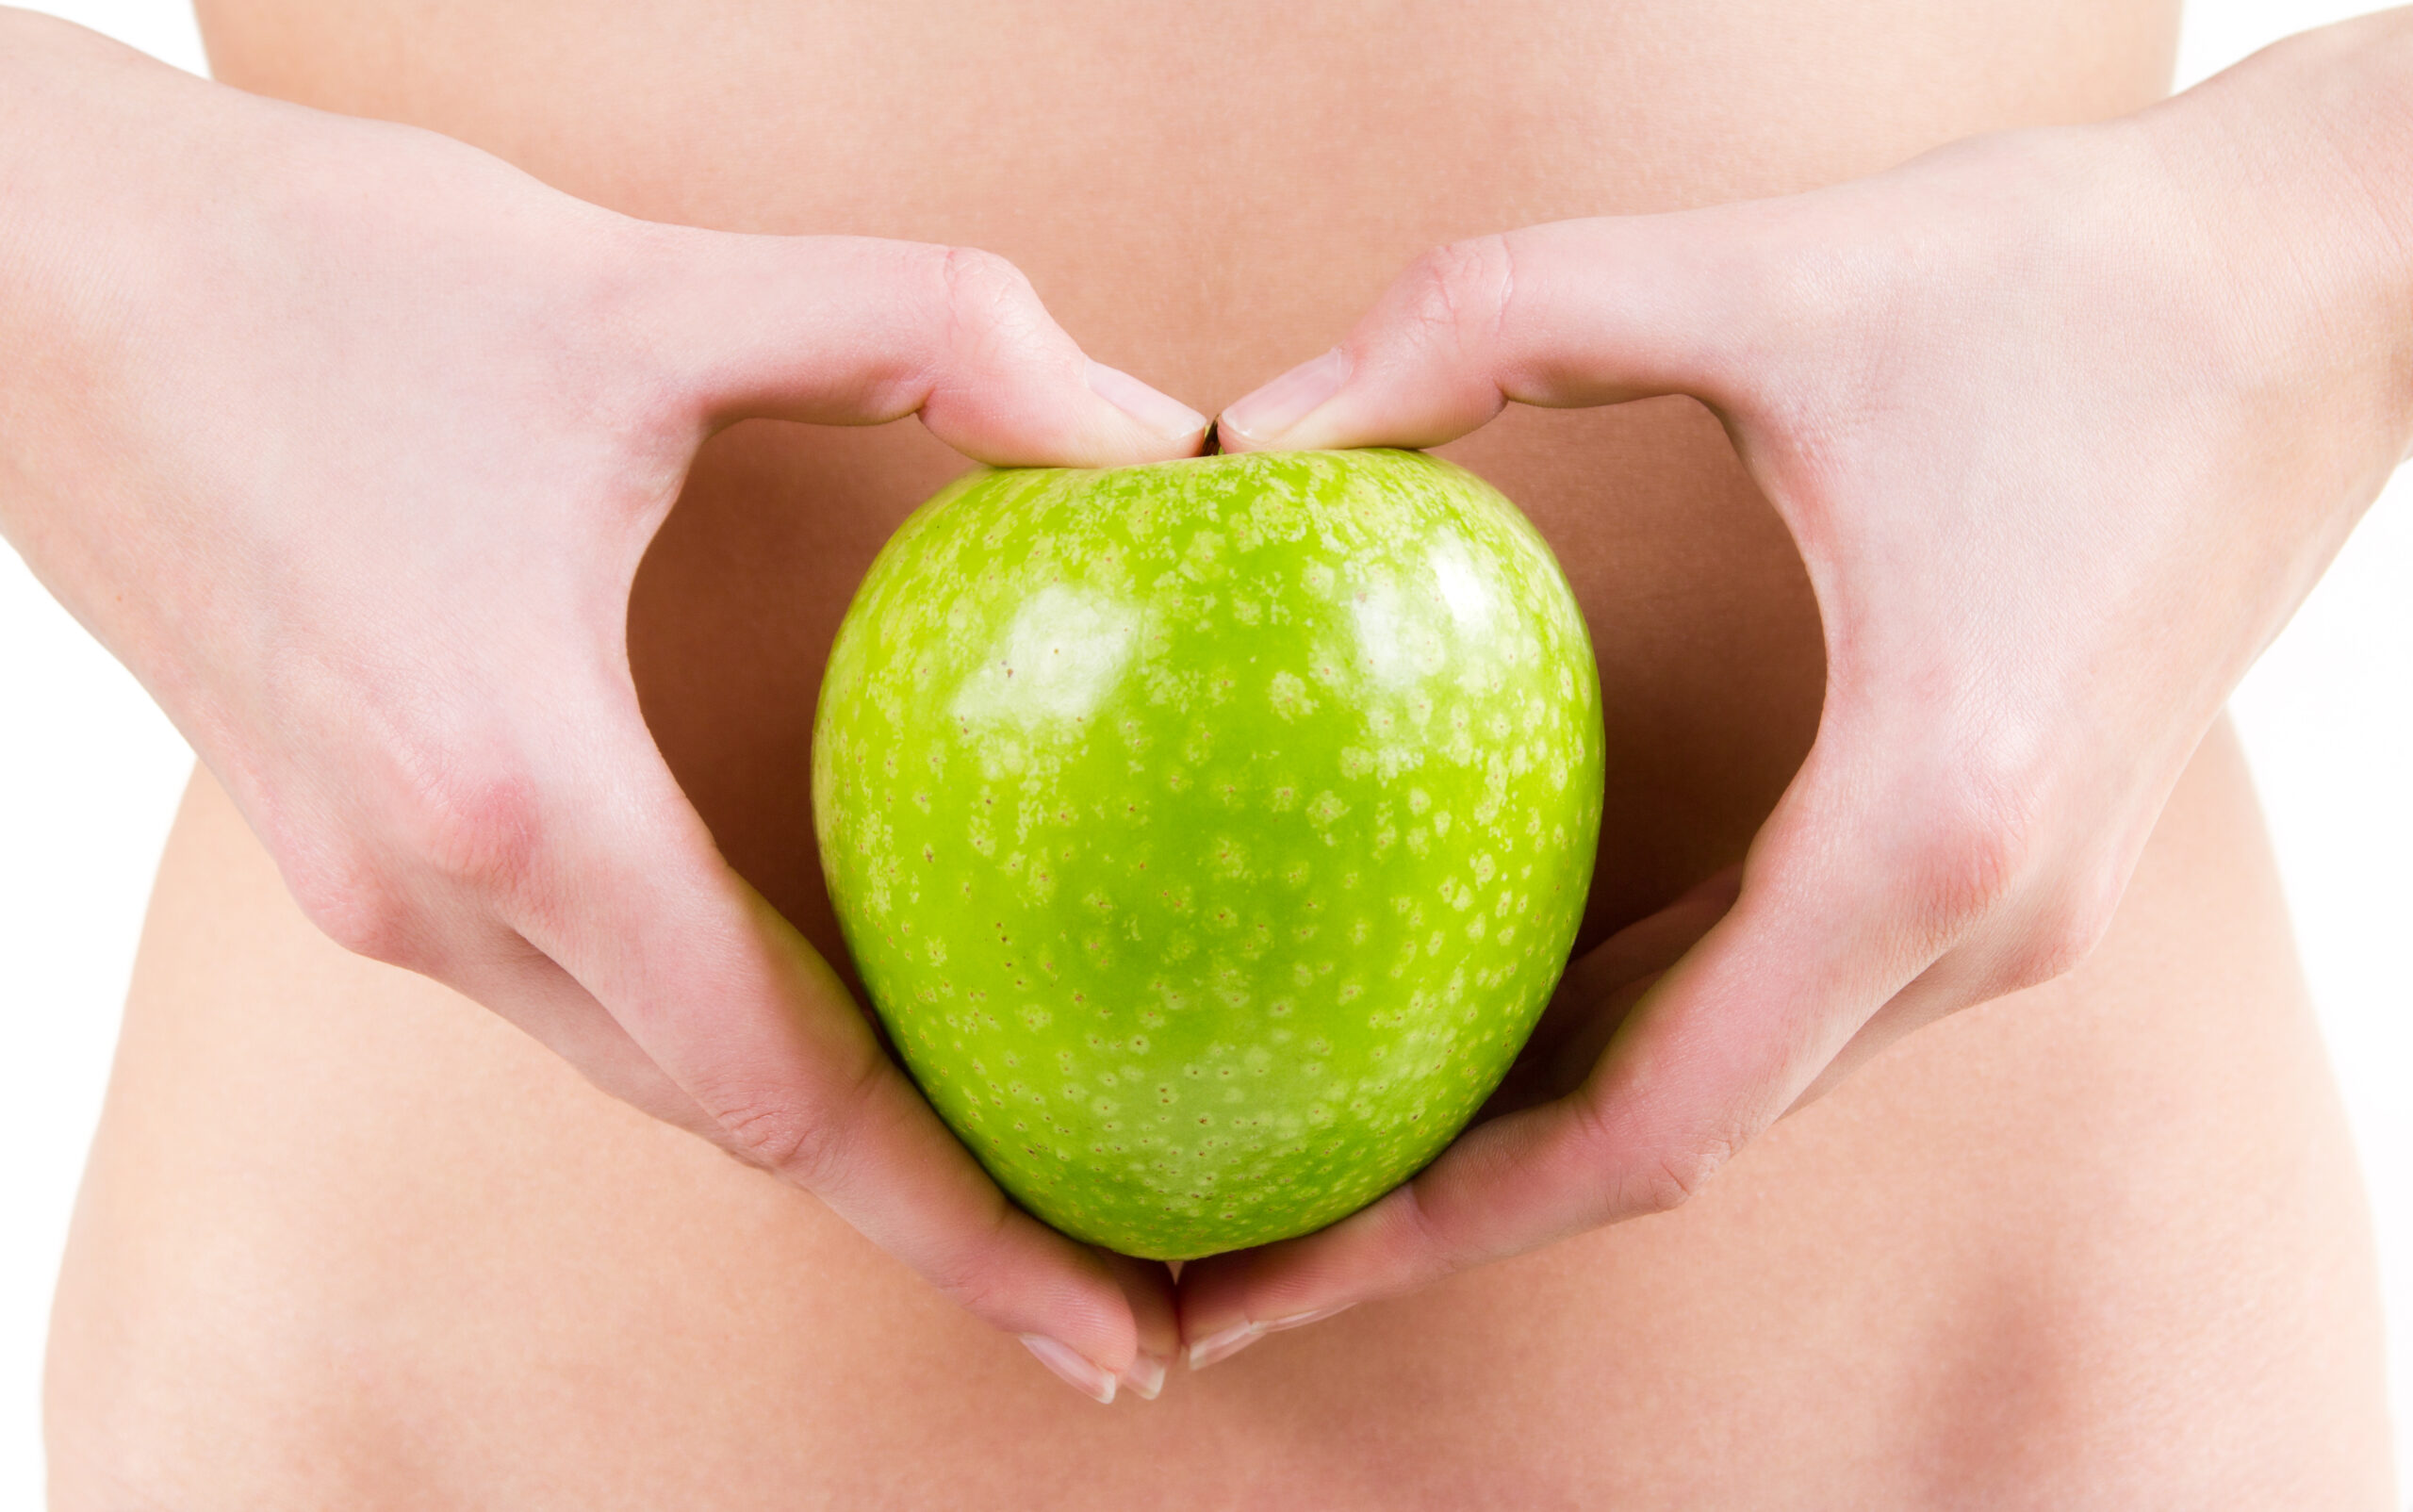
[813,449,1603,1259]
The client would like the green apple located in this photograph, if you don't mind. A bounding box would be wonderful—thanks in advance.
[813,448,1603,1258]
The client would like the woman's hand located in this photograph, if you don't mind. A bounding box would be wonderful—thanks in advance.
[1179,15,2413,1365]
[0,12,1204,1402]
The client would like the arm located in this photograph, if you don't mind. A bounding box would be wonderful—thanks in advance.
[0,8,1205,1402]
[1180,8,2413,1361]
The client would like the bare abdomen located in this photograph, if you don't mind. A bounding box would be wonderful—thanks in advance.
[50,3,2387,1504]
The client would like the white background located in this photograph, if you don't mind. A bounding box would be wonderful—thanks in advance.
[3,1,2407,1501]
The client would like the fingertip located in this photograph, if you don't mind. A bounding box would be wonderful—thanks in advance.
[1002,1243,1161,1403]
[1217,347,1351,452]
[1169,1249,1251,1361]
[1182,1299,1356,1373]
[1118,1349,1170,1401]
[1206,415,1261,455]
[926,360,1206,468]
[1019,1334,1121,1405]
[1185,1317,1265,1372]
[1085,360,1209,452]
[1173,1228,1366,1371]
[1099,1249,1180,1364]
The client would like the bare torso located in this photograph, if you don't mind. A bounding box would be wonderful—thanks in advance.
[42,3,2391,1505]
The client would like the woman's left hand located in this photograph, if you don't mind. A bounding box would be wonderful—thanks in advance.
[1178,14,2413,1368]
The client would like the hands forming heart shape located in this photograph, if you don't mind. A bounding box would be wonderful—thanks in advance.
[6,9,2405,1403]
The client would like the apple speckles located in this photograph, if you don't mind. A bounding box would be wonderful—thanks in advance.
[815,449,1602,1258]
[1268,670,1314,719]
[1208,837,1249,879]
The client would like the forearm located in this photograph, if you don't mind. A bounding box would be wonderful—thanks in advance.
[0,9,262,616]
[0,7,231,416]
[2138,8,2413,473]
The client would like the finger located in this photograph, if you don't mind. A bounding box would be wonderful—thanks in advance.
[1215,212,1774,452]
[636,229,1207,466]
[1482,866,1741,1118]
[1188,869,1745,1362]
[1792,835,2128,1109]
[1097,1251,1179,1401]
[480,702,1148,1394]
[1179,739,1962,1361]
[432,921,729,1143]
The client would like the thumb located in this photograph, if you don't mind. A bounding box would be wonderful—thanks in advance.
[1216,213,1769,453]
[1174,742,1955,1342]
[632,229,1206,466]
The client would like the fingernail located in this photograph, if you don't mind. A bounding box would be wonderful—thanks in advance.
[1263,1302,1354,1335]
[1186,1303,1354,1372]
[1219,347,1350,448]
[1020,1335,1118,1404]
[1087,360,1207,440]
[1186,1319,1263,1372]
[1118,1350,1170,1401]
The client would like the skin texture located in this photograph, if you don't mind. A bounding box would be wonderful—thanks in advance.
[0,6,1206,1397]
[50,747,2389,1504]
[1,0,2396,1501]
[1182,25,2413,1357]
[815,451,1603,1257]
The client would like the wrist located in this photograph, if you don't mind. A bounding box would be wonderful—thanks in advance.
[2137,11,2413,469]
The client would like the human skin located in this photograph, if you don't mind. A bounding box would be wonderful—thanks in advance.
[4,0,2399,1503]
[0,6,1206,1397]
[1181,14,2413,1365]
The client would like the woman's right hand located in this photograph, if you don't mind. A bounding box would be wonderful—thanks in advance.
[0,9,1204,1403]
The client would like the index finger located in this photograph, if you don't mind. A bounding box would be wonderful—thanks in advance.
[489,706,1167,1396]
[1214,212,1783,454]
[629,230,1209,467]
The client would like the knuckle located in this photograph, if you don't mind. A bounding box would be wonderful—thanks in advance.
[1881,744,2128,995]
[1624,1136,1737,1218]
[714,1093,842,1186]
[284,845,422,967]
[1995,876,2120,994]
[935,244,1042,342]
[911,244,1056,402]
[1568,1095,1738,1220]
[387,744,546,903]
[703,1054,882,1192]
[1395,234,1517,355]
[1998,924,2090,993]
[1905,824,2023,945]
[1895,764,2038,947]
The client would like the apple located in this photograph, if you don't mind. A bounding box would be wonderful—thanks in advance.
[813,448,1603,1259]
